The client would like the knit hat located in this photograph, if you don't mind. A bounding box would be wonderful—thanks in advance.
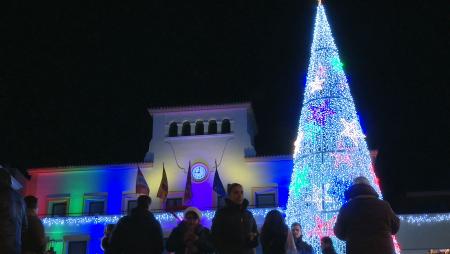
[353,176,370,186]
[184,207,202,220]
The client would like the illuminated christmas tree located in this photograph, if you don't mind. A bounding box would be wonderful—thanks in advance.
[285,2,400,253]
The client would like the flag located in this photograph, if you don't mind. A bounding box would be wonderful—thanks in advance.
[184,161,192,203]
[157,164,168,200]
[213,160,227,197]
[135,167,150,195]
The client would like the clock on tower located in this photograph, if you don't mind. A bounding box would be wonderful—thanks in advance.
[191,163,209,183]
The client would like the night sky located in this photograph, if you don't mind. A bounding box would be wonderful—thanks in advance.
[1,1,449,207]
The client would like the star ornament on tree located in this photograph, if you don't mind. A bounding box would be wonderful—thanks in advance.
[308,215,337,239]
[308,75,325,94]
[340,118,365,145]
[331,56,344,71]
[291,166,310,194]
[308,99,335,126]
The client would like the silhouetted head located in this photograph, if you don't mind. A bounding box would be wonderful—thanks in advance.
[291,222,302,239]
[320,236,334,250]
[137,195,152,210]
[24,195,38,210]
[228,183,244,205]
[263,210,285,229]
[184,206,202,227]
[353,176,370,186]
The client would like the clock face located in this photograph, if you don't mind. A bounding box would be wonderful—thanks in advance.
[191,163,209,183]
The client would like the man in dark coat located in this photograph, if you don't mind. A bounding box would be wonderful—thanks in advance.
[109,195,164,254]
[291,222,313,254]
[211,183,259,254]
[334,176,400,254]
[166,206,214,254]
[0,169,27,254]
[23,195,47,254]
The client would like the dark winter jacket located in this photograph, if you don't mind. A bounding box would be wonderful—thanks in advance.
[166,221,214,254]
[211,199,259,254]
[109,207,164,254]
[0,176,27,254]
[260,225,288,254]
[334,184,400,254]
[22,210,47,254]
[101,235,113,254]
[293,236,313,254]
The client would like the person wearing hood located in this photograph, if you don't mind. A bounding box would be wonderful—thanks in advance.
[166,206,214,254]
[290,223,313,254]
[334,176,400,254]
[109,195,163,254]
[211,183,259,254]
[0,169,27,254]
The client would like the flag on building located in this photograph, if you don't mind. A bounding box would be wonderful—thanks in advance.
[135,167,150,195]
[213,160,227,197]
[184,162,192,203]
[157,164,168,200]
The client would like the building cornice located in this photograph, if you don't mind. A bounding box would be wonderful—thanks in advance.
[245,155,293,163]
[148,102,253,115]
[28,162,153,174]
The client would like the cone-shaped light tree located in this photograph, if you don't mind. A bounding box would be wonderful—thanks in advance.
[285,2,399,253]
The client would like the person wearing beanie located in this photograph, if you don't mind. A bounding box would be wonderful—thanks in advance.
[166,206,214,254]
[334,176,400,254]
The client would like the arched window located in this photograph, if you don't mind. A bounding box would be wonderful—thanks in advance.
[195,121,204,135]
[168,122,178,137]
[182,121,191,136]
[208,120,217,134]
[221,119,231,134]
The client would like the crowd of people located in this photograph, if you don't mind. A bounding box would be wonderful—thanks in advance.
[102,179,399,254]
[0,170,47,254]
[0,168,400,254]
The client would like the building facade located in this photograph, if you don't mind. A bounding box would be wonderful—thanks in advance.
[25,103,294,253]
[24,103,450,254]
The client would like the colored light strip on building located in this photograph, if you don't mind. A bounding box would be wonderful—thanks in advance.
[42,208,282,227]
[42,209,450,227]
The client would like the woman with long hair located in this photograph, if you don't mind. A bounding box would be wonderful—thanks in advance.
[260,209,296,254]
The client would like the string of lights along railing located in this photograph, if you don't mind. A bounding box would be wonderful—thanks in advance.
[41,210,450,227]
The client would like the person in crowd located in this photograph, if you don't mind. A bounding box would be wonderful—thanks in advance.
[22,195,47,254]
[211,183,259,254]
[166,206,214,254]
[260,209,296,254]
[320,237,337,254]
[0,169,27,254]
[334,176,400,254]
[109,195,163,254]
[291,223,313,254]
[45,247,56,254]
[101,224,115,253]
